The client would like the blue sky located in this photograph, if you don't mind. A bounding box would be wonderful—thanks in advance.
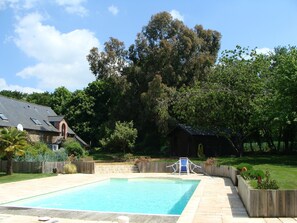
[0,0,297,93]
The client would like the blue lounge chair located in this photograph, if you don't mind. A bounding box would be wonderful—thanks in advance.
[167,157,202,174]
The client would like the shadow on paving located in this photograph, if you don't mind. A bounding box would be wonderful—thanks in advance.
[223,178,249,218]
[0,206,179,223]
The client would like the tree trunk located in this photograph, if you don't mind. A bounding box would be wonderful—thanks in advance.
[6,153,13,175]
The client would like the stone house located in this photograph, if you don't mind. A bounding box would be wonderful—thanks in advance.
[0,95,88,149]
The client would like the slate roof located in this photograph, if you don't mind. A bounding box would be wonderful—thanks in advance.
[176,124,217,136]
[48,115,64,122]
[0,95,61,133]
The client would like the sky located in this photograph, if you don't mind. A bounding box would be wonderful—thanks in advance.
[0,0,297,93]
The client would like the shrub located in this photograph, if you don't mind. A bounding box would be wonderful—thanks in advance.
[134,156,151,164]
[257,170,279,190]
[62,139,85,158]
[197,144,205,159]
[123,153,135,161]
[99,121,138,153]
[63,163,77,174]
[236,163,253,171]
[250,169,265,179]
[241,169,265,180]
[53,148,68,161]
[15,142,57,162]
[205,157,216,165]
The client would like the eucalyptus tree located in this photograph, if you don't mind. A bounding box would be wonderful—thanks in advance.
[129,11,221,88]
[86,11,222,150]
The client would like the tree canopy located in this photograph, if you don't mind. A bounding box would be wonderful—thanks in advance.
[1,12,297,156]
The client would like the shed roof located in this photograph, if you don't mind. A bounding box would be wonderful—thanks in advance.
[174,124,217,136]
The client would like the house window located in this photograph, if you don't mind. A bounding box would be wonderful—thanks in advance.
[0,113,8,120]
[31,117,42,125]
[44,120,52,126]
[61,123,66,139]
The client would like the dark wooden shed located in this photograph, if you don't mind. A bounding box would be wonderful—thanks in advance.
[168,124,235,157]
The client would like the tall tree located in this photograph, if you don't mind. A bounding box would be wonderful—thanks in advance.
[129,11,221,88]
[86,11,221,151]
[87,37,129,79]
[173,46,266,156]
[141,75,175,135]
[63,90,94,145]
[0,90,27,100]
[26,92,52,107]
[268,46,297,152]
[50,87,72,115]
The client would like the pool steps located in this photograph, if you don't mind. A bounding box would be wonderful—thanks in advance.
[95,164,140,174]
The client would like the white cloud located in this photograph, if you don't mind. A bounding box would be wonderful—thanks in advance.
[14,12,100,91]
[0,0,38,10]
[108,5,119,16]
[255,47,273,55]
[55,0,88,17]
[170,9,184,22]
[0,78,43,93]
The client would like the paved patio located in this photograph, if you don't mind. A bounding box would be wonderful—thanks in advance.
[0,173,296,223]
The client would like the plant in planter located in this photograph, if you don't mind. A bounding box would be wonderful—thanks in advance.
[241,169,265,180]
[236,163,253,172]
[205,157,216,166]
[256,170,279,189]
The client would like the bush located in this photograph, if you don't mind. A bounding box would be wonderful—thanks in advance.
[63,163,77,174]
[236,163,253,171]
[241,169,265,180]
[99,121,138,153]
[257,170,279,190]
[15,142,56,162]
[62,139,85,158]
[53,148,68,161]
[123,153,135,161]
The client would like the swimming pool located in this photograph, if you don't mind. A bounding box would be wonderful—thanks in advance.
[5,178,199,215]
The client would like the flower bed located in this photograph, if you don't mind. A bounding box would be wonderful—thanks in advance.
[238,175,297,217]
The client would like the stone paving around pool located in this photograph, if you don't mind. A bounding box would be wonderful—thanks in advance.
[0,173,296,223]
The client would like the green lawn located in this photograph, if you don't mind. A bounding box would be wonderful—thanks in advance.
[0,173,57,184]
[217,155,297,189]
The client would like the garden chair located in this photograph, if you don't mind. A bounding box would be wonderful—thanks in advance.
[166,157,202,174]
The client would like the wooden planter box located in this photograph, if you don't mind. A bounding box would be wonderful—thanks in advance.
[237,175,297,217]
[203,164,239,186]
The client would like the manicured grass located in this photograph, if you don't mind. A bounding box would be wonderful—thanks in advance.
[249,164,297,189]
[217,155,297,189]
[0,172,57,184]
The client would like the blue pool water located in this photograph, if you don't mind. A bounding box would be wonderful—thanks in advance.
[6,178,199,215]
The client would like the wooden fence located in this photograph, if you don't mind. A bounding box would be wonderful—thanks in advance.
[0,161,95,174]
[238,175,297,217]
[136,161,173,173]
[136,161,239,185]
